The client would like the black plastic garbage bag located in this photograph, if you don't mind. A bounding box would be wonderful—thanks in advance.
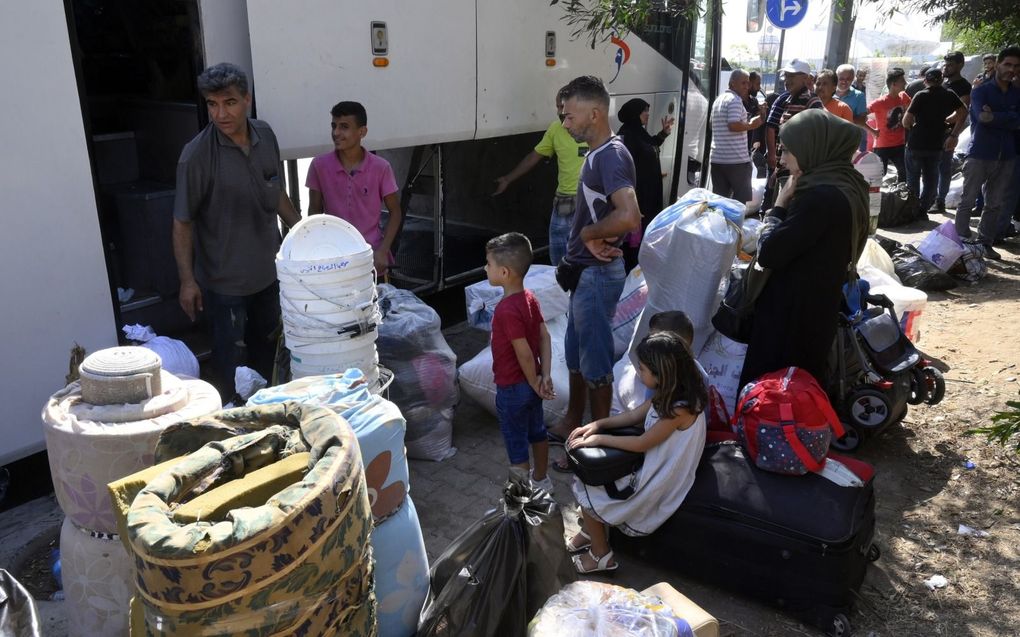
[418,478,576,637]
[0,569,42,637]
[892,245,958,291]
[878,183,921,228]
[872,235,902,257]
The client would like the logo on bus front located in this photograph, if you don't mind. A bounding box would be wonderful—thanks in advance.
[608,33,630,83]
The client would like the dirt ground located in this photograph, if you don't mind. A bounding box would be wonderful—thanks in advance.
[836,217,1020,636]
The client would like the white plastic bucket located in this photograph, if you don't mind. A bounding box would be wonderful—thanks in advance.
[276,250,375,285]
[287,331,378,355]
[280,283,377,316]
[291,353,380,385]
[282,307,379,335]
[289,340,377,367]
[280,215,370,261]
[278,272,376,302]
[853,152,883,234]
[870,283,927,343]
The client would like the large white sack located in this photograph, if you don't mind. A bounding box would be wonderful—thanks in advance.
[611,267,648,362]
[741,218,763,254]
[945,175,965,210]
[857,237,899,281]
[465,265,569,330]
[697,330,748,413]
[749,177,767,213]
[628,188,744,361]
[458,315,570,425]
[857,264,901,289]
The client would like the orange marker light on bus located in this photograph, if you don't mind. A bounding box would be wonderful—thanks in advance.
[373,57,389,68]
[545,58,556,67]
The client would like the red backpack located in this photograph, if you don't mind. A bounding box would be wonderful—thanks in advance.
[733,367,846,475]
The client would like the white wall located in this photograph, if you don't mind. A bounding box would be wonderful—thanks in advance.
[0,4,117,464]
[245,0,478,159]
[198,0,254,88]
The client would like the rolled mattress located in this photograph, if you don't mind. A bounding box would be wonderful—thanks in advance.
[42,374,221,535]
[248,369,408,523]
[59,517,134,637]
[121,404,377,636]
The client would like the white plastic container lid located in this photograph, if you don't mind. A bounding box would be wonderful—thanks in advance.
[280,215,370,262]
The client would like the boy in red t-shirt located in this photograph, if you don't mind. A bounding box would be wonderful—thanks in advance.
[485,233,556,491]
[868,69,911,183]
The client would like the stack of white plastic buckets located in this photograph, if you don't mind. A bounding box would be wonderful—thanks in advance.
[277,215,381,385]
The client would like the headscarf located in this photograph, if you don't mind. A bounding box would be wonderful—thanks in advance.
[617,98,649,127]
[780,109,870,264]
[616,98,655,145]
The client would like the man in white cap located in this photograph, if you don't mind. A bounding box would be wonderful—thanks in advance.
[763,58,822,205]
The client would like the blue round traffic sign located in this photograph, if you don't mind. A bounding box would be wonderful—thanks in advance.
[766,0,808,29]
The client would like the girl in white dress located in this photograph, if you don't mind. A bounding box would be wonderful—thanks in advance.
[566,332,707,573]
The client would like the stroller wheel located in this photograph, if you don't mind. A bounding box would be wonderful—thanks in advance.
[907,367,929,405]
[847,388,894,430]
[923,366,946,405]
[831,425,861,452]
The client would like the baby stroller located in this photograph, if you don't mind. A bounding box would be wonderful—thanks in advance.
[828,280,945,452]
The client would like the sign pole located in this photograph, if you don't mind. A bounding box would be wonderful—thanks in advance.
[774,29,786,93]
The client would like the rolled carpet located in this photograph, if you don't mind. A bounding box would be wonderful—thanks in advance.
[121,403,376,636]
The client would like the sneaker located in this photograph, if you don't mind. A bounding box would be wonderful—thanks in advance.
[530,471,554,494]
[982,244,1002,261]
[928,202,946,215]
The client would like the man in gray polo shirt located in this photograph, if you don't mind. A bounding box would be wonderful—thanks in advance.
[172,62,301,396]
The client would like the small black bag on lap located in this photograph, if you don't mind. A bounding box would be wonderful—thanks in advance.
[566,426,644,500]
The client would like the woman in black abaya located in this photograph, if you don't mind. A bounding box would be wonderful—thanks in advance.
[617,98,675,271]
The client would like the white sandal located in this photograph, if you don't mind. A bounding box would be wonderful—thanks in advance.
[571,549,619,574]
[565,529,591,552]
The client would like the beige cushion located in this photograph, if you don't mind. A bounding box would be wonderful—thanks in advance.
[641,582,719,637]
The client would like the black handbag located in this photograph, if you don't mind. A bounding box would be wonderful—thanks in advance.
[566,425,644,500]
[711,255,771,344]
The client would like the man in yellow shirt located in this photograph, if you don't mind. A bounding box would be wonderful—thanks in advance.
[494,86,589,265]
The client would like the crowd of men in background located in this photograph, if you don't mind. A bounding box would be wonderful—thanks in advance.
[709,47,1020,260]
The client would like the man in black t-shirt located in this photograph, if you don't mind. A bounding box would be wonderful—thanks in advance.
[935,51,974,212]
[905,66,930,98]
[902,68,968,213]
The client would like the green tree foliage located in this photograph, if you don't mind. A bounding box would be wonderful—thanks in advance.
[967,401,1020,454]
[867,0,1019,48]
[942,17,1020,52]
[550,0,700,48]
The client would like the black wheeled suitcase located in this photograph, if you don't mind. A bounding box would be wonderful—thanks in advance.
[614,440,878,636]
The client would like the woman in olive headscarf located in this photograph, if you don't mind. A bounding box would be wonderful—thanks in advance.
[738,109,870,390]
[617,98,675,271]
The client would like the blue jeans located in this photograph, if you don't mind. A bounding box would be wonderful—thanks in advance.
[204,281,280,396]
[548,195,575,266]
[564,258,626,387]
[906,148,942,213]
[495,381,546,464]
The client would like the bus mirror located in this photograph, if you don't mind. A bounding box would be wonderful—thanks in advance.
[746,0,764,32]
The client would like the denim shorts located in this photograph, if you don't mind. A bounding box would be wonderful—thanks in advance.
[564,258,626,387]
[495,382,547,464]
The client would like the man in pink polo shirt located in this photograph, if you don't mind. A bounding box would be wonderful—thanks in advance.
[306,101,402,273]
